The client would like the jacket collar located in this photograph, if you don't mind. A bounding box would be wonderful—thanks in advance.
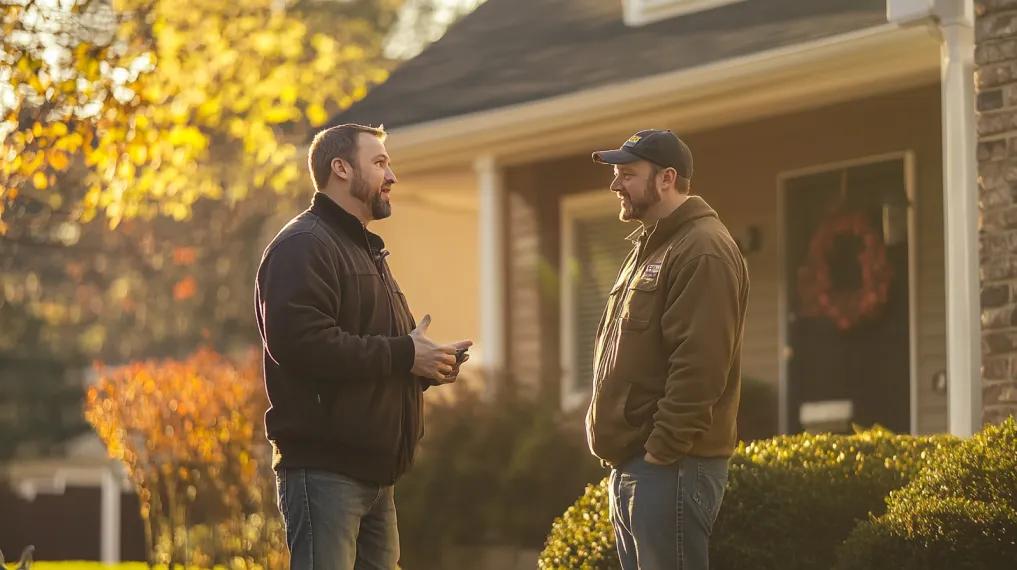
[626,195,717,251]
[310,192,386,253]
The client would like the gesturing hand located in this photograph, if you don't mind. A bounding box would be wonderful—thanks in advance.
[409,314,473,383]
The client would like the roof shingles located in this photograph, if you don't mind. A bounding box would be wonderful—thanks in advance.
[327,0,887,130]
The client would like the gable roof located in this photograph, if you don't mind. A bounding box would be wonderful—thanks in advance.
[327,0,888,131]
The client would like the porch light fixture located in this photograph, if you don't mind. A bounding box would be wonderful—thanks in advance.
[881,193,909,247]
[734,224,762,255]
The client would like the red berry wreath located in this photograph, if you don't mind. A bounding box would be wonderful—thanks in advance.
[796,210,894,331]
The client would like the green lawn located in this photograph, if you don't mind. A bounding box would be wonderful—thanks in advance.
[4,565,136,570]
[5,564,220,570]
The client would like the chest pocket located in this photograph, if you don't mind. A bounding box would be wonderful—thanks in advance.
[621,283,656,330]
[621,253,668,330]
[391,288,415,335]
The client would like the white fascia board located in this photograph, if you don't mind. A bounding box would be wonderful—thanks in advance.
[383,23,941,173]
[888,0,936,24]
[888,0,973,27]
[623,0,747,27]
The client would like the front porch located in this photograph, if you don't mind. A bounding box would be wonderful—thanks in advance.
[373,19,988,437]
[501,83,947,435]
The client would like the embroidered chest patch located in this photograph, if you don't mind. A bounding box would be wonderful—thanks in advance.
[639,262,662,286]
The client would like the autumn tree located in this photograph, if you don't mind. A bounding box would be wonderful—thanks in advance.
[0,0,405,459]
[0,0,399,230]
[0,0,487,465]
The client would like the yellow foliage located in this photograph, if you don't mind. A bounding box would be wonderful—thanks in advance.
[32,171,48,189]
[306,103,329,127]
[84,349,285,565]
[48,149,70,170]
[2,0,397,231]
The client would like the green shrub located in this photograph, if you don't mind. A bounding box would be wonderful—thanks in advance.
[538,479,619,570]
[539,426,957,570]
[836,417,1017,570]
[712,427,956,570]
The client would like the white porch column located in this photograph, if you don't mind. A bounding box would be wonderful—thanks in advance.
[474,155,507,398]
[939,1,982,437]
[889,0,982,437]
[100,466,122,564]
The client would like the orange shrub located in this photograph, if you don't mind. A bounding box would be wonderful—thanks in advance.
[85,348,284,568]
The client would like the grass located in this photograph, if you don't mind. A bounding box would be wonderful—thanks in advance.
[4,564,219,570]
[4,565,143,570]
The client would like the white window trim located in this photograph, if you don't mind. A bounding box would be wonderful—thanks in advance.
[560,190,625,412]
[624,0,747,27]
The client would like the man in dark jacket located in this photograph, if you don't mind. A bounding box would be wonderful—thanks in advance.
[255,123,472,569]
[588,130,749,570]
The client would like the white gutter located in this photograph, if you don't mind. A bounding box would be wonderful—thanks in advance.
[386,23,940,172]
[889,0,981,437]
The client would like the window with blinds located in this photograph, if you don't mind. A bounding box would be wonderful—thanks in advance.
[560,193,636,411]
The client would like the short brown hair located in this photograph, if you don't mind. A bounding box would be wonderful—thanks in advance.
[650,162,692,194]
[677,175,691,194]
[307,123,387,192]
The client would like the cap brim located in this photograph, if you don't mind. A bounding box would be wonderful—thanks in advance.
[592,149,641,165]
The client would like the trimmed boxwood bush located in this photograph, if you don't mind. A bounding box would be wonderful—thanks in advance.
[836,417,1017,570]
[538,478,619,570]
[539,427,957,570]
[711,427,957,570]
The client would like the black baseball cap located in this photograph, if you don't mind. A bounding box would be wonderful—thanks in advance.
[592,129,693,179]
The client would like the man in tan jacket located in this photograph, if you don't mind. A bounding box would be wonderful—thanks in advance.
[587,129,749,570]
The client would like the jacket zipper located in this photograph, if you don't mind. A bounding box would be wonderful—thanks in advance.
[362,225,408,481]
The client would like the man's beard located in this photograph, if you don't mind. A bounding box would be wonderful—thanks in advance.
[351,172,391,220]
[619,176,661,222]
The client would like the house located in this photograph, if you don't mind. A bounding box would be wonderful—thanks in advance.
[0,362,147,562]
[326,0,1017,436]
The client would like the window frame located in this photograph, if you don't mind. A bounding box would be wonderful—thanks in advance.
[559,190,631,412]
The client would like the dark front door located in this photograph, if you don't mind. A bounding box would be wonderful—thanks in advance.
[783,157,911,434]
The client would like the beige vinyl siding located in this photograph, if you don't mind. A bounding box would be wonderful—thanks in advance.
[506,83,947,432]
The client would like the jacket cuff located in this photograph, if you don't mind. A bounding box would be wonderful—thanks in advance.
[644,431,687,465]
[390,335,415,374]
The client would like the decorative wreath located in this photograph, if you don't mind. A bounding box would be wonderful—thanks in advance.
[797,210,893,331]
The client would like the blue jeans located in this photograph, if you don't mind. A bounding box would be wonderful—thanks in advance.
[609,455,729,570]
[276,468,399,570]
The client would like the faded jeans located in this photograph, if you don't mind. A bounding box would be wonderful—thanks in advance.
[276,468,399,570]
[610,455,729,569]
